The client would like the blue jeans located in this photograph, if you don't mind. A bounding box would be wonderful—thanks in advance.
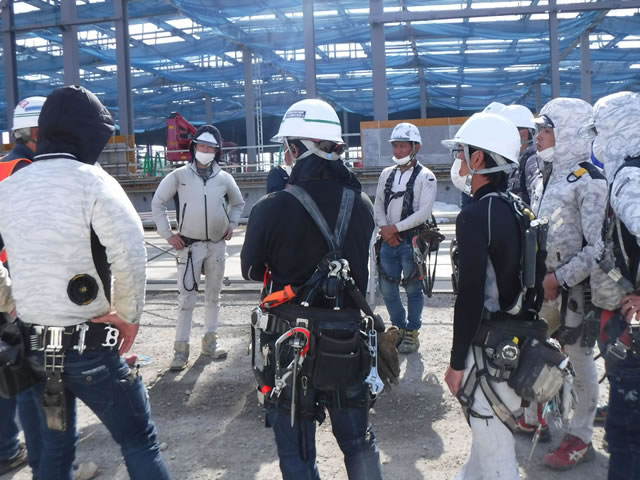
[0,396,20,460]
[379,239,424,331]
[28,348,170,480]
[606,361,640,480]
[266,384,382,480]
[0,389,43,469]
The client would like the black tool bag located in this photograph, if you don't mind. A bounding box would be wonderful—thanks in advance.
[0,319,45,399]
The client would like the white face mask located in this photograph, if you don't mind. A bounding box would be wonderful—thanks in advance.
[450,158,467,192]
[537,146,555,163]
[392,154,413,166]
[195,151,216,166]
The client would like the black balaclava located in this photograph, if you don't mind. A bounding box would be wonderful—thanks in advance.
[36,85,115,164]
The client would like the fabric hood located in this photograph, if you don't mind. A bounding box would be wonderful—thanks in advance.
[590,91,640,184]
[538,97,592,171]
[36,85,115,165]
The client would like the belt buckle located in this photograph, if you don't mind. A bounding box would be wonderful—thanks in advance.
[101,325,120,348]
[74,324,89,355]
[44,326,67,373]
[46,327,65,351]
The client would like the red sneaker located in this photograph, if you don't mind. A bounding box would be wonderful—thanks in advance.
[544,434,594,470]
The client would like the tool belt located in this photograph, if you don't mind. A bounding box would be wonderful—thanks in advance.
[21,321,120,431]
[0,319,45,399]
[459,315,569,431]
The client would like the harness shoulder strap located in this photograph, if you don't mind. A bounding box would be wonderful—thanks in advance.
[285,184,355,251]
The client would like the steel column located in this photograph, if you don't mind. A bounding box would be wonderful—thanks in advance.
[419,66,427,119]
[205,94,213,124]
[2,0,18,130]
[243,46,257,166]
[61,0,80,85]
[303,0,317,98]
[114,0,134,136]
[581,32,592,104]
[370,0,388,121]
[549,0,560,98]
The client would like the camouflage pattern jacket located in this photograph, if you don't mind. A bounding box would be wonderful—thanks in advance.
[537,98,608,290]
[590,92,640,310]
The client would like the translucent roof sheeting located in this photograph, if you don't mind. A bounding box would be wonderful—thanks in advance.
[1,0,639,133]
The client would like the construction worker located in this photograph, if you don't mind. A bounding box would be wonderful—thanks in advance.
[241,99,385,479]
[442,112,533,479]
[373,123,437,354]
[266,144,294,193]
[152,125,245,371]
[523,98,606,470]
[0,85,171,480]
[586,91,640,480]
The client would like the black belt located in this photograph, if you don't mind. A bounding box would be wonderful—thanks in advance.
[22,322,120,354]
[180,235,206,246]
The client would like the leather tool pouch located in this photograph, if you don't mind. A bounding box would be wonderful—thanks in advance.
[43,372,67,431]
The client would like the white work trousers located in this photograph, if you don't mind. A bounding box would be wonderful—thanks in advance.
[525,286,599,443]
[456,349,523,480]
[175,240,227,343]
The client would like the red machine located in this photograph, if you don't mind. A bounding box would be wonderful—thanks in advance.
[167,112,196,162]
[166,112,239,165]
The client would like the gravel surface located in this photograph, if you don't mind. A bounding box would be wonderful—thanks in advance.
[2,292,609,479]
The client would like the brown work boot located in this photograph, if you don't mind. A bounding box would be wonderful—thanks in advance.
[170,341,190,371]
[0,443,27,475]
[398,329,420,354]
[201,333,227,360]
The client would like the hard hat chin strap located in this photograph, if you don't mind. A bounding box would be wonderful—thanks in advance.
[463,144,515,176]
[299,139,341,161]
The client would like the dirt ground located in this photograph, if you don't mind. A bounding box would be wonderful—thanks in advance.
[2,292,610,480]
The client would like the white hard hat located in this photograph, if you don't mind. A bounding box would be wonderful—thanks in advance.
[501,105,535,130]
[193,130,219,147]
[271,99,343,144]
[389,122,421,144]
[12,96,46,131]
[441,112,521,165]
[483,102,505,115]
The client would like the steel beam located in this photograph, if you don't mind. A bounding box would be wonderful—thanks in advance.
[370,0,388,121]
[549,0,560,99]
[243,46,257,166]
[2,0,19,130]
[581,33,592,104]
[61,0,80,85]
[303,0,317,98]
[205,94,213,124]
[114,0,134,136]
[370,1,640,23]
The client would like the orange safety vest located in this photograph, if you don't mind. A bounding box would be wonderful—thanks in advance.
[0,158,31,263]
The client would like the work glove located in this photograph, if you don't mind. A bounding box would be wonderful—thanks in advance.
[377,326,401,390]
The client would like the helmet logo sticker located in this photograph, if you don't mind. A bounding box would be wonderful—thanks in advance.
[285,110,306,119]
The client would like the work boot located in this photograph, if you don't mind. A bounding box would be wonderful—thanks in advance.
[0,443,27,475]
[73,462,100,480]
[397,329,419,354]
[514,415,551,443]
[544,433,594,470]
[395,328,406,347]
[170,341,190,371]
[201,333,227,360]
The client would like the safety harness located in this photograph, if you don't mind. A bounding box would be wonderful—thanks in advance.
[596,156,640,363]
[456,191,569,432]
